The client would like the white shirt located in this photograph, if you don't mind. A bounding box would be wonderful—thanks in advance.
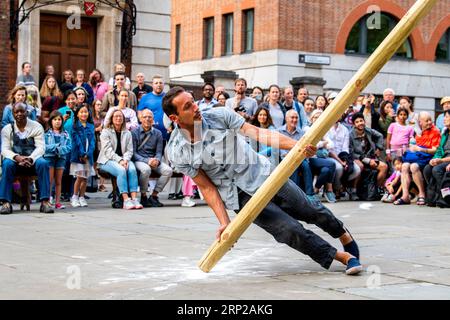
[327,123,350,154]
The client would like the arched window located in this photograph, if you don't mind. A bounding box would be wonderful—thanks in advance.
[345,13,413,59]
[436,28,450,62]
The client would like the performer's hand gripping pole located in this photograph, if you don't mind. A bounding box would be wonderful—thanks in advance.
[198,0,438,273]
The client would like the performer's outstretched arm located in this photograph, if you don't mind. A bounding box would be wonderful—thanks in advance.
[193,169,231,240]
[240,122,297,150]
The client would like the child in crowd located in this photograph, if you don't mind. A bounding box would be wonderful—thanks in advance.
[91,99,107,192]
[70,104,96,207]
[382,158,403,203]
[386,107,415,162]
[44,111,72,209]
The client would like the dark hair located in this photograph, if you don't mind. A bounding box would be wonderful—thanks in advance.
[396,107,409,117]
[162,86,186,116]
[217,92,230,100]
[48,111,64,131]
[380,100,394,120]
[114,71,126,80]
[251,107,274,128]
[21,62,31,70]
[63,89,76,103]
[393,157,403,164]
[73,103,93,127]
[234,78,247,87]
[315,95,329,109]
[399,96,414,112]
[202,82,215,92]
[12,102,27,111]
[352,112,365,123]
[252,86,264,94]
[445,110,450,116]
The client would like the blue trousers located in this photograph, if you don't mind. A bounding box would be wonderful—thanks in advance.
[99,160,138,194]
[0,158,50,202]
[237,179,345,269]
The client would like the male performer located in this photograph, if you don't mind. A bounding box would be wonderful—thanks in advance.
[163,87,362,275]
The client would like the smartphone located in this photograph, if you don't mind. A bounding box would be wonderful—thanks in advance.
[66,111,71,115]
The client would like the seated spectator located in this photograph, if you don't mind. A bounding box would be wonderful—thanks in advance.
[216,92,229,107]
[436,96,450,132]
[2,86,36,128]
[60,70,75,96]
[386,107,414,162]
[381,158,403,203]
[349,113,388,192]
[97,109,143,210]
[394,112,441,205]
[132,72,153,104]
[44,111,72,210]
[423,110,450,207]
[327,120,361,200]
[74,69,94,105]
[0,103,53,214]
[104,89,139,131]
[132,109,173,207]
[378,101,396,138]
[16,61,36,87]
[250,106,277,164]
[89,69,108,101]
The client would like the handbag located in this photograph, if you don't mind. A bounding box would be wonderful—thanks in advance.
[402,149,433,167]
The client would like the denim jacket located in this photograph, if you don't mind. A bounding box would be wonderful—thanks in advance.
[70,121,96,165]
[44,130,72,160]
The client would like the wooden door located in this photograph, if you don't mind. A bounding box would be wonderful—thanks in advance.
[40,14,97,85]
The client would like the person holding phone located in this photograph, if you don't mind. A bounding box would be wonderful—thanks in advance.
[225,78,258,122]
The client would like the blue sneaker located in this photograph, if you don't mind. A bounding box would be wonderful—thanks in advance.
[306,194,320,204]
[324,192,337,203]
[346,258,363,275]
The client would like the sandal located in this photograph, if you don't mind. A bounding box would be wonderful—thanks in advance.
[416,197,426,206]
[393,198,410,205]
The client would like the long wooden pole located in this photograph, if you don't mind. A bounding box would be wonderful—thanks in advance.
[198,0,438,273]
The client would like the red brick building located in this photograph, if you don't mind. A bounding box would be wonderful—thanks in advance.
[170,0,450,114]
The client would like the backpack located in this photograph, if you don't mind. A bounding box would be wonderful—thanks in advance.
[357,169,382,201]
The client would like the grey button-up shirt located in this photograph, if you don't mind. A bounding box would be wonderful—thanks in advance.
[278,124,304,158]
[167,107,272,210]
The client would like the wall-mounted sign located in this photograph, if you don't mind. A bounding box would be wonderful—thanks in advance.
[299,54,331,65]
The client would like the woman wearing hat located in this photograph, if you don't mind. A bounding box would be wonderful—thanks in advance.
[436,96,450,133]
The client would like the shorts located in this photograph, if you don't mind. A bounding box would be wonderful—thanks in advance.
[45,157,66,169]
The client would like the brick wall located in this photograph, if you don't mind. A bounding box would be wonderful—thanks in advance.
[172,0,450,63]
[0,0,18,111]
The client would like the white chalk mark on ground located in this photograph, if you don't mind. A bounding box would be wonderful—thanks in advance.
[342,215,351,218]
[71,256,88,260]
[359,203,373,211]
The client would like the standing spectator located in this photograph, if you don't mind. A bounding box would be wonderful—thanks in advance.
[282,86,308,130]
[386,107,414,162]
[74,86,89,105]
[399,96,419,131]
[315,95,328,111]
[104,89,139,131]
[250,107,277,164]
[225,78,258,121]
[91,99,106,192]
[89,69,108,101]
[436,96,450,132]
[394,112,441,206]
[259,85,286,129]
[378,101,396,137]
[137,75,168,140]
[60,70,75,96]
[132,72,153,104]
[16,62,36,87]
[213,84,225,100]
[74,69,94,105]
[423,110,450,207]
[357,95,381,133]
[303,98,316,123]
[251,86,264,105]
[70,104,96,208]
[383,88,399,112]
[102,71,137,113]
[197,83,217,111]
[44,111,72,209]
[327,120,361,200]
[0,103,53,214]
[108,63,131,90]
[98,109,143,210]
[40,76,63,126]
[2,86,36,128]
[26,85,42,120]
[296,87,309,108]
[216,92,229,107]
[132,109,173,207]
[39,64,55,88]
[349,113,388,191]
[327,91,338,105]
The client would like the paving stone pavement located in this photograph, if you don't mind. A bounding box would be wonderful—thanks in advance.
[0,191,449,300]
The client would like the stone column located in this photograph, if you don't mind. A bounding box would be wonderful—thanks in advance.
[201,70,238,94]
[290,76,326,97]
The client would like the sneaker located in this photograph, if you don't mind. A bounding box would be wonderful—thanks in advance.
[79,197,88,207]
[55,203,66,210]
[40,202,54,214]
[324,192,337,203]
[0,202,13,215]
[168,193,176,200]
[49,196,55,205]
[140,195,152,208]
[381,193,389,202]
[383,194,395,203]
[149,196,164,207]
[346,257,363,275]
[71,196,81,208]
[132,199,143,210]
[123,199,135,210]
[348,189,359,201]
[306,194,320,204]
[181,196,196,207]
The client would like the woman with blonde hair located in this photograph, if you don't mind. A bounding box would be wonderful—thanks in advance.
[40,75,63,126]
[2,85,37,128]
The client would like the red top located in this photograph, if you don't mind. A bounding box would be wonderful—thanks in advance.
[416,125,441,149]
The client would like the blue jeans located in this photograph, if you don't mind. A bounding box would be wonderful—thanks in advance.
[0,158,50,202]
[309,157,336,189]
[236,179,345,269]
[290,160,314,196]
[99,160,138,194]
